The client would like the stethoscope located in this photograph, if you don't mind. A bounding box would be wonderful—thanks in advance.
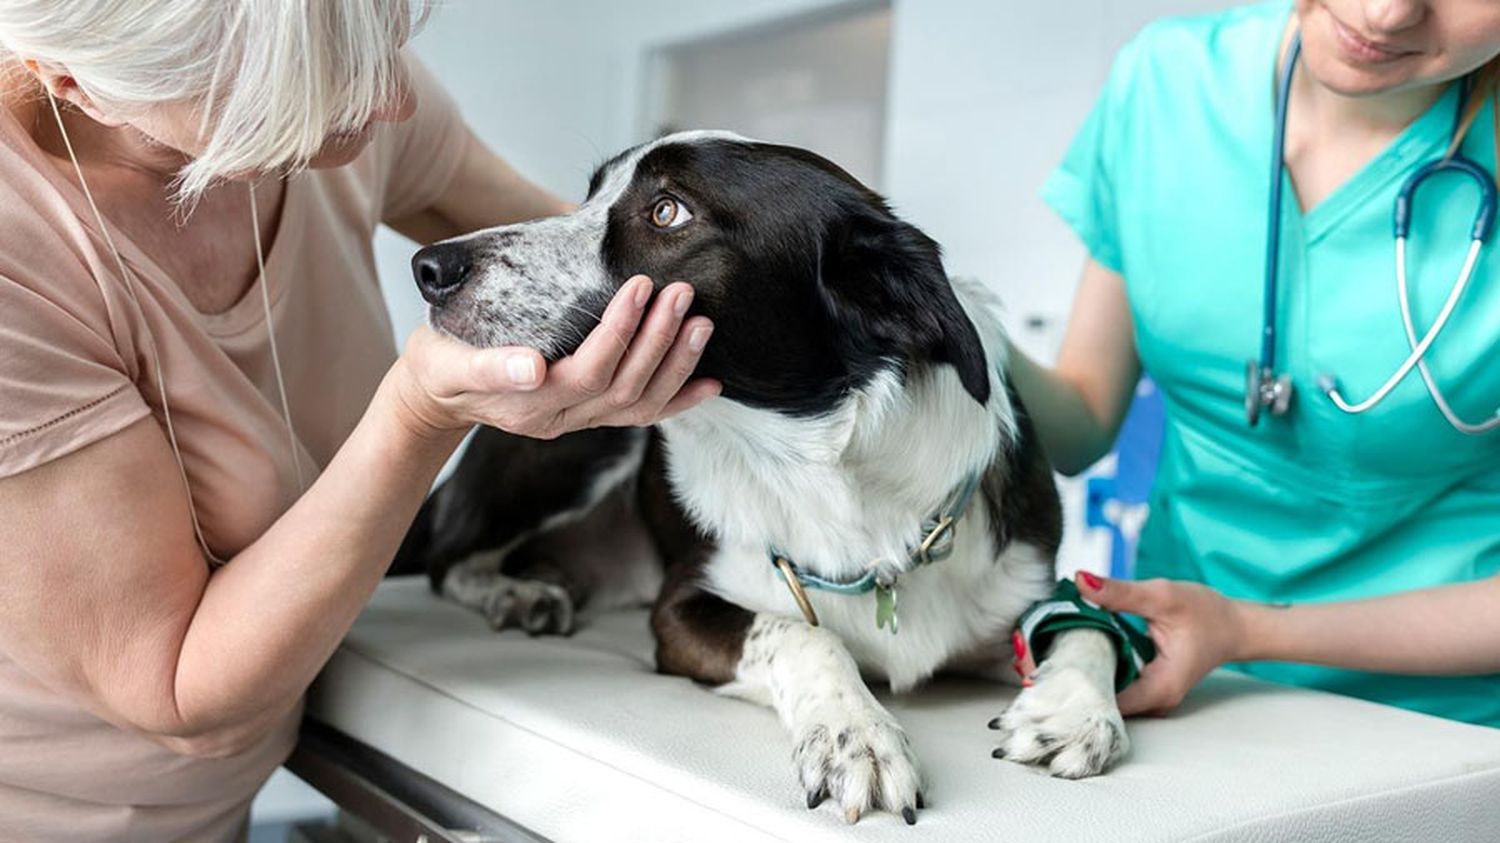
[1247,32,1499,433]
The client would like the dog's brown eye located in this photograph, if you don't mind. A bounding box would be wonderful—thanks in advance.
[649,197,693,229]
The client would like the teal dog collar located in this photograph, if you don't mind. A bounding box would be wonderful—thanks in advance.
[769,471,983,632]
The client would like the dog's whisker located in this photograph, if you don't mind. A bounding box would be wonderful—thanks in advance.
[561,302,631,355]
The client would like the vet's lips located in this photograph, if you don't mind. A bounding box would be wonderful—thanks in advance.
[1328,13,1419,65]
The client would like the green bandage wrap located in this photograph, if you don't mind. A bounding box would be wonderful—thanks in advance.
[1016,579,1157,692]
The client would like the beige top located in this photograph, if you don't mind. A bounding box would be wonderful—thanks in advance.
[0,63,467,841]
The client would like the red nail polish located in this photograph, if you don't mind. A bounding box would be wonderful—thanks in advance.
[1011,630,1027,661]
[1079,571,1105,590]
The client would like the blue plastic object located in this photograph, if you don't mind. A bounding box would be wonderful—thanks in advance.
[1084,378,1164,579]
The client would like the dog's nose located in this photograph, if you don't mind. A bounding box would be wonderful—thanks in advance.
[412,242,472,305]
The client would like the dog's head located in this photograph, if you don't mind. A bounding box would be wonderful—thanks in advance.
[413,131,989,414]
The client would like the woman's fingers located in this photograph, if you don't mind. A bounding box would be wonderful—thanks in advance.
[1076,572,1170,616]
[657,378,723,421]
[407,326,546,394]
[1116,662,1179,716]
[400,278,711,438]
[619,315,715,420]
[596,283,696,409]
[557,276,656,397]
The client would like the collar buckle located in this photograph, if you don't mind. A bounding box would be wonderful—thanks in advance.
[915,515,957,566]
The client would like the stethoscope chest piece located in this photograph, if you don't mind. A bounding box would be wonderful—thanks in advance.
[1245,361,1294,427]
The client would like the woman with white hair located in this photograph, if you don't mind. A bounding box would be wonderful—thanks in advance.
[0,2,719,839]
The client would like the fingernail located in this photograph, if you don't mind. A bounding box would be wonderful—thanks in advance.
[633,278,652,309]
[506,354,538,386]
[688,324,712,353]
[1022,678,1035,688]
[1011,630,1027,661]
[674,288,693,317]
[1079,571,1105,590]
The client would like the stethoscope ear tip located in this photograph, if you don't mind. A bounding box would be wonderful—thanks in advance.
[1316,373,1339,394]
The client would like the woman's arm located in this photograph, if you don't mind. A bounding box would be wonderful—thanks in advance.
[1007,257,1142,475]
[0,278,716,758]
[1236,577,1500,675]
[385,130,572,244]
[1073,573,1500,716]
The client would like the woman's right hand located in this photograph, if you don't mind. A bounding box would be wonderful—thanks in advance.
[390,275,721,440]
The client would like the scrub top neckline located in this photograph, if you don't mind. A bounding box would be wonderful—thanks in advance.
[1265,21,1463,245]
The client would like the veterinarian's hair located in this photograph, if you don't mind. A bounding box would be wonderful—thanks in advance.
[0,0,429,200]
[1450,56,1500,186]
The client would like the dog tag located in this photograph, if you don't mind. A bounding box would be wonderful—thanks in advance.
[875,583,899,634]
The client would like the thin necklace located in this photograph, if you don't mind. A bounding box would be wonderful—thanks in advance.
[46,93,305,566]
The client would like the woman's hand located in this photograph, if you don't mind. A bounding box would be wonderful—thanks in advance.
[1073,572,1249,716]
[391,275,721,440]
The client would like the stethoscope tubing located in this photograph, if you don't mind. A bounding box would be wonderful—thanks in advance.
[1321,237,1484,414]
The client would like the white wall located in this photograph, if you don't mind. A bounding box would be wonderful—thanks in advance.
[883,0,1234,352]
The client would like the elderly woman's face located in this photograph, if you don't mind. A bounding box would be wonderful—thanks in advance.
[123,60,417,176]
[1296,0,1500,96]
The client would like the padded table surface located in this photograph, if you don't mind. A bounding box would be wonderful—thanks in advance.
[305,578,1500,842]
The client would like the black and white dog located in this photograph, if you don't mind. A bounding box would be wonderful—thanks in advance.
[394,131,1129,824]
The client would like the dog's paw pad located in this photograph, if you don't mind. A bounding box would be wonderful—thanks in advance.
[793,708,921,824]
[481,579,575,635]
[992,667,1127,779]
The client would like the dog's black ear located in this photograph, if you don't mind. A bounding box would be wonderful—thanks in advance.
[819,211,991,405]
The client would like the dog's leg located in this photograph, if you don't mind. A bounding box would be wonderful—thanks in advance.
[442,551,575,635]
[991,628,1128,778]
[652,579,922,824]
[730,616,923,824]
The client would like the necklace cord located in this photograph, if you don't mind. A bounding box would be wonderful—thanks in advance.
[46,93,305,564]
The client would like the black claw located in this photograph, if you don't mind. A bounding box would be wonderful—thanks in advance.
[902,806,917,826]
[992,747,1007,759]
[807,790,827,809]
[916,792,926,810]
[987,716,1002,730]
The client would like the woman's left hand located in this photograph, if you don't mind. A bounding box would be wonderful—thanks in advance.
[1071,572,1249,716]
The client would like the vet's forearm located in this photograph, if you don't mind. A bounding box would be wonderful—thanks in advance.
[1233,577,1500,675]
[1006,346,1120,475]
[169,366,465,747]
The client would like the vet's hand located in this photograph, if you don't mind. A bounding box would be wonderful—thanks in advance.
[392,275,721,440]
[1073,573,1247,716]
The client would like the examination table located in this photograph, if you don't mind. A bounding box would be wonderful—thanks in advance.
[291,577,1500,842]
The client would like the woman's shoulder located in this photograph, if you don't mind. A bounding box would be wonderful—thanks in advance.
[1110,1,1289,100]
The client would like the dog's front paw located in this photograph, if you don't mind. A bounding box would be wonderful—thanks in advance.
[481,578,575,635]
[990,666,1127,779]
[793,705,922,825]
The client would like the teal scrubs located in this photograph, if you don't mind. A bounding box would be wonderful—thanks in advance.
[1043,1,1500,726]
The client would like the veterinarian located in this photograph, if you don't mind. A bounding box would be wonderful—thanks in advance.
[0,2,719,839]
[1012,0,1500,727]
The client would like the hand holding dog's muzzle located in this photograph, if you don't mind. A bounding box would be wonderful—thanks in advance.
[391,275,720,440]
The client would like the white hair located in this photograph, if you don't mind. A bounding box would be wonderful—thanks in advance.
[0,0,429,199]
